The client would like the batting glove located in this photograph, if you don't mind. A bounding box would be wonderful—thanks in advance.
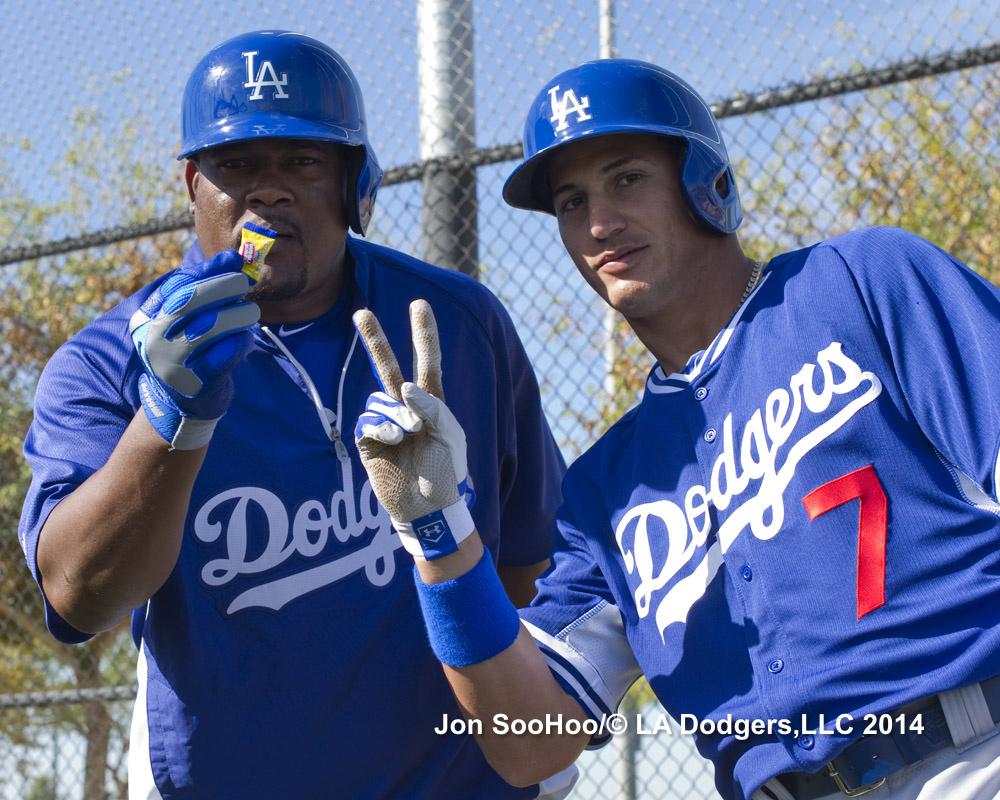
[129,249,260,450]
[353,300,475,560]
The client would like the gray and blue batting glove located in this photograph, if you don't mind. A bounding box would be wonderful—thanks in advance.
[129,249,260,450]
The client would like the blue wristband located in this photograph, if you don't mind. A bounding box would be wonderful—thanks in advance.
[414,548,522,667]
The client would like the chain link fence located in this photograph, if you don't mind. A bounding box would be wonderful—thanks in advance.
[2,0,999,797]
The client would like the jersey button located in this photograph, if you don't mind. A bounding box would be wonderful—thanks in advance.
[704,428,717,443]
[798,734,815,750]
[741,565,752,581]
[767,659,784,673]
[694,387,709,401]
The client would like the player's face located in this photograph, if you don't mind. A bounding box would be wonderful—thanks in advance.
[548,133,709,322]
[186,139,350,323]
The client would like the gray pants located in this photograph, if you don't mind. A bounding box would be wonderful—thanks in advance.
[754,684,1000,800]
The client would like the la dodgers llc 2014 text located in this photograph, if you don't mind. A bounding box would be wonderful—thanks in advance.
[433,711,926,743]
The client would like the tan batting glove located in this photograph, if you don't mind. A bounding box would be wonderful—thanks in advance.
[353,300,475,560]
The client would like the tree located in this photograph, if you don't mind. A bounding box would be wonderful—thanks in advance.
[25,774,54,800]
[744,70,1000,280]
[821,71,1000,282]
[0,112,190,800]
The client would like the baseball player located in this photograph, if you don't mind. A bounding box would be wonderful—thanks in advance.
[352,59,1000,800]
[17,31,573,799]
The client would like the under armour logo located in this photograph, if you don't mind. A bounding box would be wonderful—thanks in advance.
[243,50,289,101]
[548,85,592,132]
[415,520,447,544]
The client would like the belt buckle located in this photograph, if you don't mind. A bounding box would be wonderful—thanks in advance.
[825,762,886,797]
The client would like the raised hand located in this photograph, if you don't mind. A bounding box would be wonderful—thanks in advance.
[129,249,260,450]
[353,300,474,560]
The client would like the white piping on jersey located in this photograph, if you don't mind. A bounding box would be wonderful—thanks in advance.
[934,448,1000,516]
[260,325,355,462]
[521,602,643,734]
[995,446,1000,510]
[127,607,164,800]
[647,269,771,395]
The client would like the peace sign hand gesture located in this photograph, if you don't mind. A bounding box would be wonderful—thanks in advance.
[353,300,475,561]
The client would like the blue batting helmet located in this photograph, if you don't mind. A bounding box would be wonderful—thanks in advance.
[179,30,382,235]
[502,59,742,234]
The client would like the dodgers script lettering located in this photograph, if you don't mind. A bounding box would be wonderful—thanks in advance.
[615,342,883,640]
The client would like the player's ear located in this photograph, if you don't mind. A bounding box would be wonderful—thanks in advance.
[185,159,201,211]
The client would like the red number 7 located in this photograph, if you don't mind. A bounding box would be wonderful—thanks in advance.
[802,464,888,619]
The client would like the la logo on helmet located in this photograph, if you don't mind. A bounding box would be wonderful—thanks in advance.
[243,50,289,100]
[548,86,592,132]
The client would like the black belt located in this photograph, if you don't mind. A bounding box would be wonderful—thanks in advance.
[774,675,1000,798]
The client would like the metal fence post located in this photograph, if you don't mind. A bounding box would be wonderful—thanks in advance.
[417,0,479,277]
[600,0,621,401]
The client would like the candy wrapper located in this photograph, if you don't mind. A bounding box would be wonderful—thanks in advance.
[238,222,278,282]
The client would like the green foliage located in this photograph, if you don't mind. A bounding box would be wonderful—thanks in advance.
[573,312,650,448]
[821,72,1000,283]
[25,775,55,800]
[742,71,1000,280]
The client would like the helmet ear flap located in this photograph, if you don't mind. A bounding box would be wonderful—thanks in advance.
[680,145,743,234]
[342,144,383,235]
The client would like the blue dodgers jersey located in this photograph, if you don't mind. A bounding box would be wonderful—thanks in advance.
[521,227,1000,800]
[19,237,564,800]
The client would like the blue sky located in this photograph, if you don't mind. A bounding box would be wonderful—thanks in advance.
[4,0,997,242]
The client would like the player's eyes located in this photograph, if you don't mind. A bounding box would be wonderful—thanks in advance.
[556,195,585,214]
[215,158,250,170]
